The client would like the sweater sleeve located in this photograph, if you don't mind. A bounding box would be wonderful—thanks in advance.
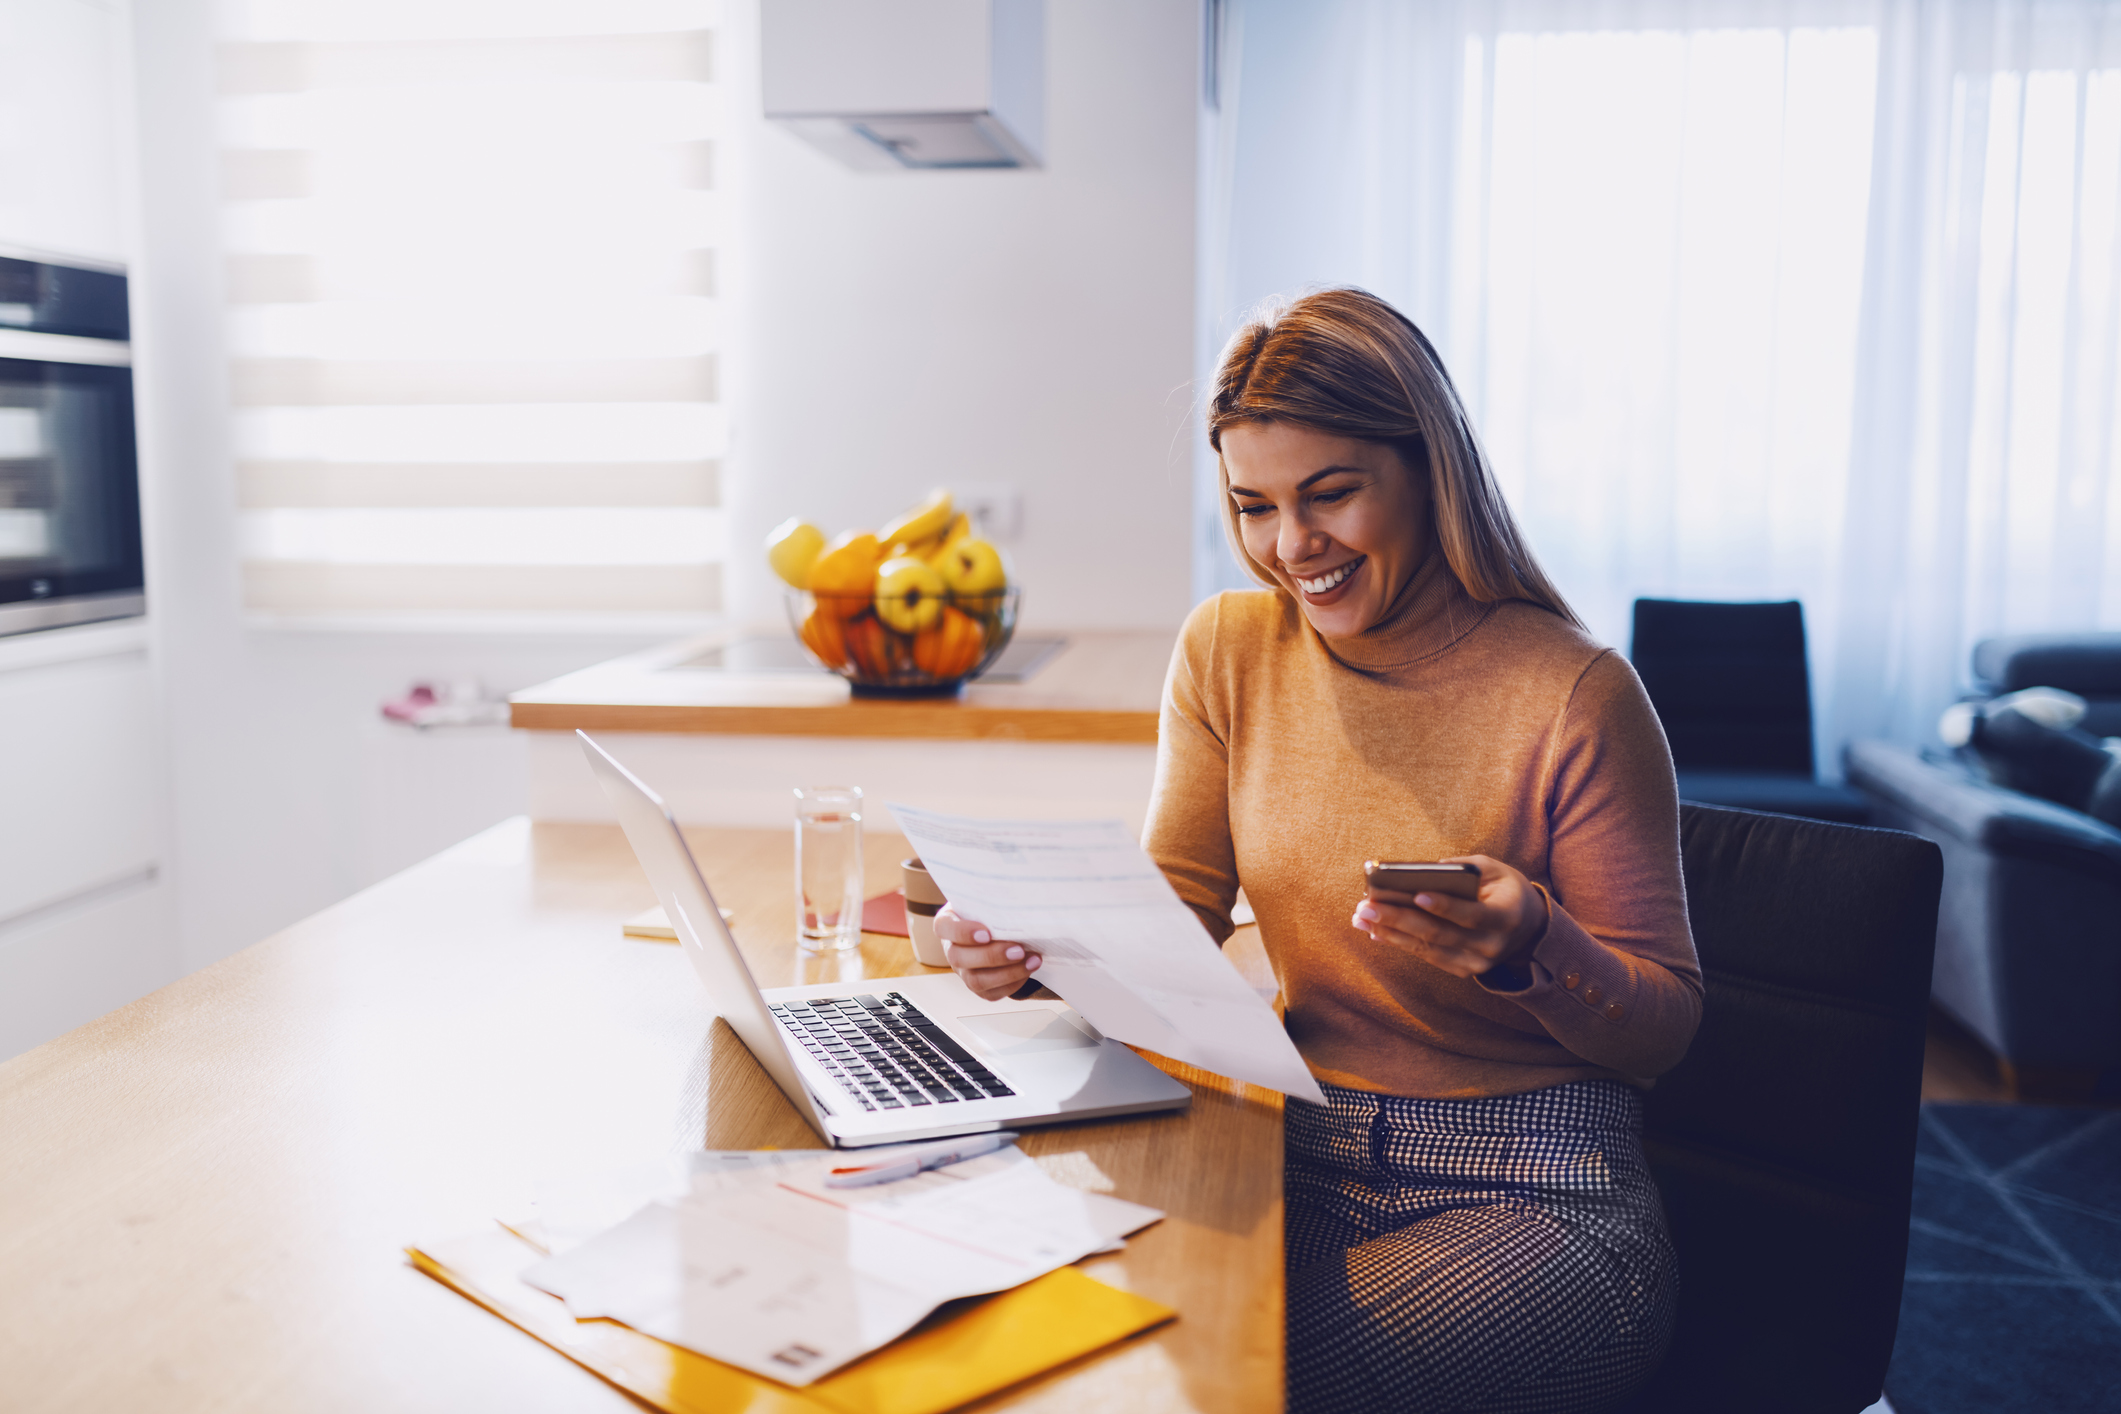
[1143,598,1241,945]
[1475,649,1703,1077]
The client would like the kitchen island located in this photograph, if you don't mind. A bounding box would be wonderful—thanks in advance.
[511,629,1178,829]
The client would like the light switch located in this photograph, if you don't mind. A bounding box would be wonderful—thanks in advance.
[956,483,1021,541]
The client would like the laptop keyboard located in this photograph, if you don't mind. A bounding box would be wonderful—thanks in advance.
[769,991,1017,1112]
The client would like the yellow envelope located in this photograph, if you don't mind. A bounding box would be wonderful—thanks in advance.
[408,1228,1174,1414]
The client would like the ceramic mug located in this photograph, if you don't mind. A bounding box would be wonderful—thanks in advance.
[901,857,950,967]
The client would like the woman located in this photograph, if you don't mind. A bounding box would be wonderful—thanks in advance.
[938,288,1701,1413]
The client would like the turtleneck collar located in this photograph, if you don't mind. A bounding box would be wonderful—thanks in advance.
[1306,539,1494,672]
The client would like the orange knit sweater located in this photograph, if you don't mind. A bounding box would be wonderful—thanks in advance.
[1143,556,1703,1099]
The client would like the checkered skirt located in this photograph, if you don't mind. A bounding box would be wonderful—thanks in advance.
[1285,1080,1677,1413]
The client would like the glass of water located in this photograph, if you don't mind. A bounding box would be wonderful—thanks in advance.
[793,785,864,952]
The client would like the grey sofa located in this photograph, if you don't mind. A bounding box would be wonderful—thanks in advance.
[1845,633,2121,1091]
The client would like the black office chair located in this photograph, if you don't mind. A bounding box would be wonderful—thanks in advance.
[1629,598,1870,824]
[1618,804,1942,1413]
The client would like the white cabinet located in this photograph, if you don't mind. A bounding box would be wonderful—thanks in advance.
[0,631,161,921]
[0,0,130,262]
[0,605,171,1065]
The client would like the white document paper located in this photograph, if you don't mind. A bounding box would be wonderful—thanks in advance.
[888,806,1327,1105]
[529,1150,817,1255]
[776,1146,1162,1256]
[521,1146,1161,1386]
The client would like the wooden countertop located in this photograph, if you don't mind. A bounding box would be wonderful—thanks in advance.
[509,630,1176,744]
[0,819,1283,1413]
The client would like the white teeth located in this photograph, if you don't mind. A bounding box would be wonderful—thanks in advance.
[1297,562,1357,594]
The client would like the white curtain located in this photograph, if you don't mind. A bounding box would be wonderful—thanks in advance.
[1201,0,2121,769]
[1837,0,2121,747]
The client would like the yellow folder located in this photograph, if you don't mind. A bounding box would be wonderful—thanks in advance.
[408,1228,1175,1414]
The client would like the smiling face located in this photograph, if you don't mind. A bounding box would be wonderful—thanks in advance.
[1222,421,1431,639]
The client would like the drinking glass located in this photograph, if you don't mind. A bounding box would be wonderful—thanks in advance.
[793,785,864,951]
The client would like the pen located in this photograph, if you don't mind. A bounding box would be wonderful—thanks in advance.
[823,1131,1020,1189]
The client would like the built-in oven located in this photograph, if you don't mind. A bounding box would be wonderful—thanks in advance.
[0,252,141,637]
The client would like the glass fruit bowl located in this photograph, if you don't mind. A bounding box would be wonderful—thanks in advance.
[786,588,1020,696]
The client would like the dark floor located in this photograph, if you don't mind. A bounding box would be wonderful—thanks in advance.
[1917,1006,2118,1108]
[1919,1008,2015,1105]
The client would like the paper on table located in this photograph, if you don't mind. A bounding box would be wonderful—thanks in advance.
[887,805,1327,1105]
[522,1146,1161,1387]
[777,1145,1162,1254]
[528,1150,821,1255]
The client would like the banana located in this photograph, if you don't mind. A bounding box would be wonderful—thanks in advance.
[879,489,953,550]
[765,518,825,588]
[921,512,973,568]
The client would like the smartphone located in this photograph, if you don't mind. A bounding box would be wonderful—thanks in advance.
[1363,861,1482,901]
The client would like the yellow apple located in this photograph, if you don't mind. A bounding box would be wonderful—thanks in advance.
[878,489,953,551]
[935,537,1007,598]
[764,517,825,588]
[873,555,947,634]
[809,531,885,619]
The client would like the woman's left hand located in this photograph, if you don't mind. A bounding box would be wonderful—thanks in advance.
[1350,854,1551,980]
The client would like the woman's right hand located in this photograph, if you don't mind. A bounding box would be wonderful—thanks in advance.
[935,905,1043,1002]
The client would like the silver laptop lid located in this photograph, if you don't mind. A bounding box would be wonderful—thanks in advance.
[576,730,832,1143]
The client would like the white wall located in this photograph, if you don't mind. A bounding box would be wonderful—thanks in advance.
[725,0,1203,633]
[149,629,666,972]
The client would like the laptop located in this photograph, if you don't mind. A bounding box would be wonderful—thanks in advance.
[579,731,1193,1148]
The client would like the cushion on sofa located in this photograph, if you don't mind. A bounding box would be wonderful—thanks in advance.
[1973,633,2121,738]
[1940,688,2121,828]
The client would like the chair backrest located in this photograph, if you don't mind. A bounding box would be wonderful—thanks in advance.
[1630,598,1815,775]
[1624,804,1942,1414]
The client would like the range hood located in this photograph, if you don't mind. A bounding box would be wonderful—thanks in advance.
[762,0,1045,170]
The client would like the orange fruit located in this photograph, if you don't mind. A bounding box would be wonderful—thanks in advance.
[913,607,985,679]
[798,603,848,668]
[843,614,902,678]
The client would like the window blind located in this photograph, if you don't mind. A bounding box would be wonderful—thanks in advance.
[217,0,725,626]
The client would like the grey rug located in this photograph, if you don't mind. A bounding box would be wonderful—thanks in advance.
[1884,1105,2121,1413]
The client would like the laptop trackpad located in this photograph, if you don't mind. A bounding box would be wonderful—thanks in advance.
[958,1010,1100,1056]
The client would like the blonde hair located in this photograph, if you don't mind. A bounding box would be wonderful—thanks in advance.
[1208,287,1581,629]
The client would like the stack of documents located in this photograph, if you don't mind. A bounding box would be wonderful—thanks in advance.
[523,1144,1161,1384]
[408,1145,1172,1412]
[891,805,1328,1106]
